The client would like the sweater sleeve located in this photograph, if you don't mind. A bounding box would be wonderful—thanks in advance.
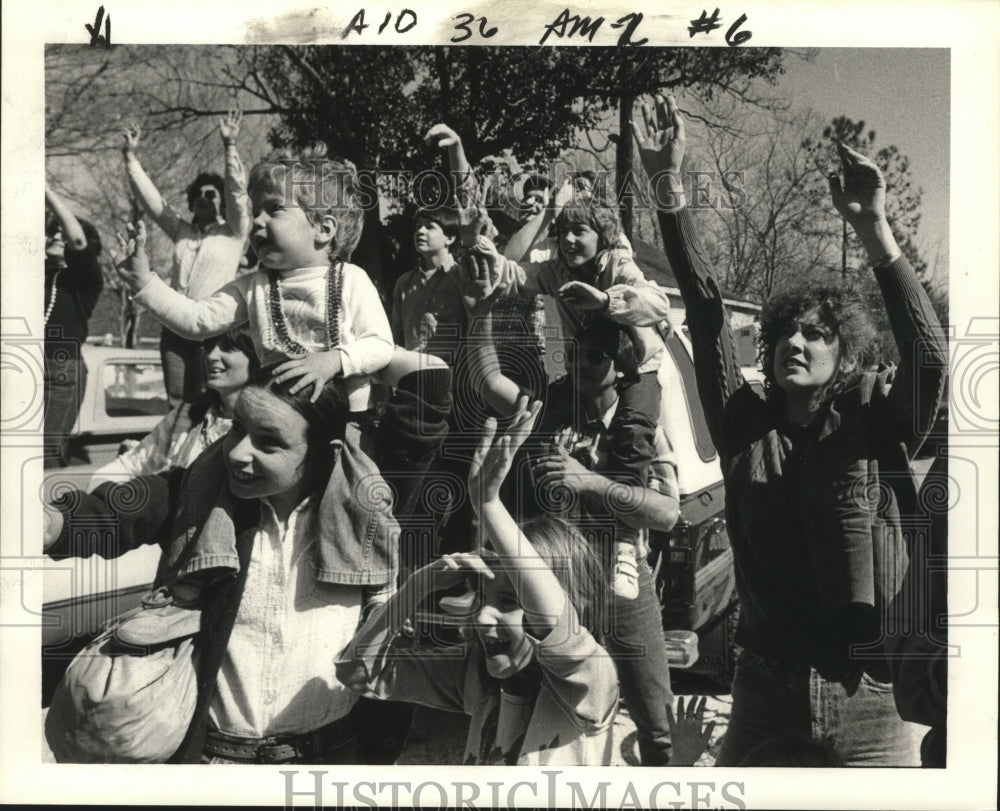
[132,273,251,340]
[338,265,395,377]
[874,256,948,459]
[46,468,186,561]
[602,253,672,327]
[223,143,252,241]
[657,208,745,461]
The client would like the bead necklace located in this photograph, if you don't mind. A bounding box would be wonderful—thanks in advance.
[265,261,343,357]
[44,272,61,325]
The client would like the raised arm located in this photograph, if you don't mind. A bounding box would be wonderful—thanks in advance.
[829,143,947,457]
[44,468,185,558]
[633,95,745,454]
[470,401,573,638]
[462,302,525,417]
[45,186,87,251]
[113,220,250,339]
[219,110,252,241]
[121,124,183,238]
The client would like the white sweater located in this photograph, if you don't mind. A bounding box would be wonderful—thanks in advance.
[134,263,393,411]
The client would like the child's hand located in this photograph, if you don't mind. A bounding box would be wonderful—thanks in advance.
[418,551,495,594]
[631,94,686,208]
[272,350,343,402]
[122,123,141,154]
[558,281,610,311]
[469,397,542,509]
[111,220,154,294]
[219,108,242,144]
[665,695,716,766]
[424,123,462,150]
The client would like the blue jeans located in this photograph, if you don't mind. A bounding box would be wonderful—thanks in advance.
[604,558,674,765]
[716,651,922,766]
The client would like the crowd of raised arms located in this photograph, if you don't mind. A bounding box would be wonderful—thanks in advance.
[42,96,947,768]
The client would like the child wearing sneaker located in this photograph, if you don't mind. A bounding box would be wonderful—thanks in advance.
[461,298,678,766]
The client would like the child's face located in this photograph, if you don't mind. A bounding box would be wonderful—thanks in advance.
[559,222,600,269]
[223,386,313,506]
[412,217,454,258]
[473,569,534,679]
[250,187,330,271]
[520,189,548,223]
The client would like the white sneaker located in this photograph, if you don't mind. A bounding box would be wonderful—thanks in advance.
[612,543,639,600]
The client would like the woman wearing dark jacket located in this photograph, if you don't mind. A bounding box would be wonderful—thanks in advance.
[633,96,947,766]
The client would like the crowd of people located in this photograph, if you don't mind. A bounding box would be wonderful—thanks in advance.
[41,95,947,768]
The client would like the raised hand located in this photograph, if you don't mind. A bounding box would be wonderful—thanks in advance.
[424,123,462,150]
[457,235,504,314]
[665,695,717,766]
[631,94,686,209]
[111,220,154,294]
[468,397,541,508]
[122,123,141,154]
[219,109,242,143]
[828,142,886,228]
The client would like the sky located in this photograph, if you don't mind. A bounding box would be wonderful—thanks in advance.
[775,48,950,275]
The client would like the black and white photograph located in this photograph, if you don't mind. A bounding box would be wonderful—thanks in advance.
[1,1,997,808]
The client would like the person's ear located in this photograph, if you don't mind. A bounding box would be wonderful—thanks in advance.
[314,214,339,249]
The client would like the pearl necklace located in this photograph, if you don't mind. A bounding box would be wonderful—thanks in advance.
[265,261,343,357]
[44,271,61,326]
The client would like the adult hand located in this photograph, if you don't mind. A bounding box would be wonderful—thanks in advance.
[665,695,716,766]
[558,280,609,311]
[43,505,64,552]
[122,123,141,154]
[272,350,343,403]
[532,445,598,496]
[469,396,541,508]
[828,142,887,229]
[111,220,154,294]
[424,123,462,150]
[458,236,504,312]
[631,94,686,208]
[219,109,242,143]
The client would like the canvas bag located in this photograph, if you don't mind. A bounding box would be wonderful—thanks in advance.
[45,605,198,763]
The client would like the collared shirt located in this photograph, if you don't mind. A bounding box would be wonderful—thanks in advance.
[390,259,466,361]
[209,498,362,738]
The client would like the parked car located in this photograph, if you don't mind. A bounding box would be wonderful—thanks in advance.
[42,342,168,686]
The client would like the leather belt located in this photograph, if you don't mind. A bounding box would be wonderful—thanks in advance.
[203,715,356,764]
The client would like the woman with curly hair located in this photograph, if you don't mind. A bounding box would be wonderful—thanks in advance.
[633,95,947,766]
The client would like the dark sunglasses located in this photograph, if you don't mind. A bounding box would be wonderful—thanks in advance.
[195,188,218,201]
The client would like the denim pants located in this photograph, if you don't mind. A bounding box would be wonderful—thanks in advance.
[610,372,661,487]
[160,327,205,408]
[604,557,674,765]
[44,353,86,468]
[716,651,922,766]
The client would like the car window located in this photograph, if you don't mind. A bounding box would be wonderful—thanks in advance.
[102,361,170,418]
[664,333,718,463]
